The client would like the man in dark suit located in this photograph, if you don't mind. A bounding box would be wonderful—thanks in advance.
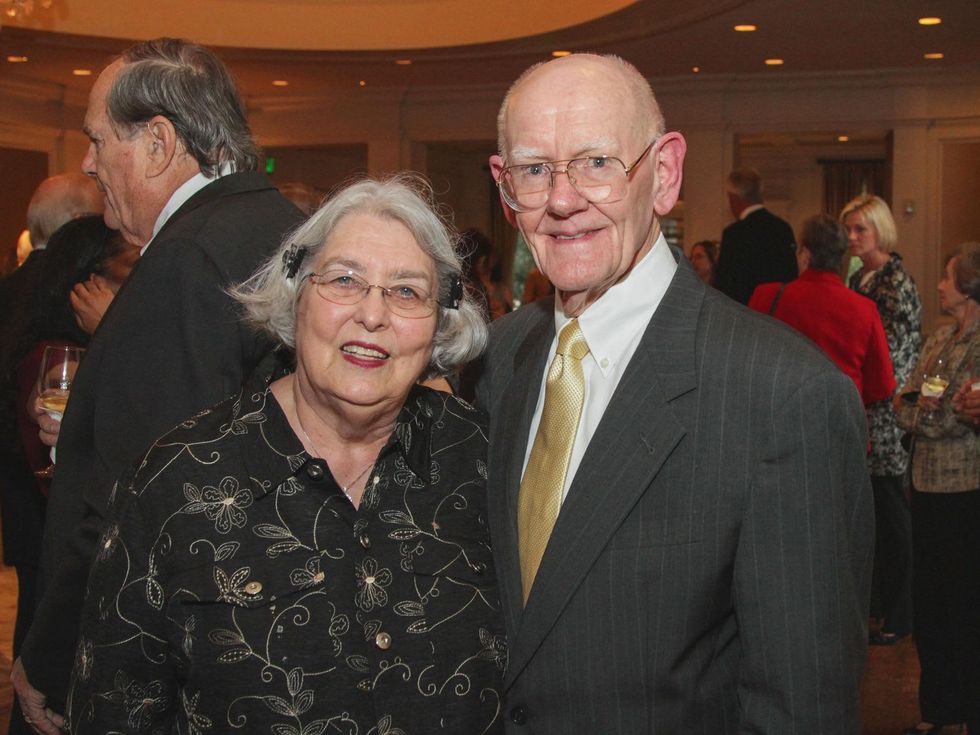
[714,167,798,304]
[11,38,303,734]
[482,54,873,733]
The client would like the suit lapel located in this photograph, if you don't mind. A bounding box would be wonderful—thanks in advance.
[487,307,554,638]
[503,257,705,687]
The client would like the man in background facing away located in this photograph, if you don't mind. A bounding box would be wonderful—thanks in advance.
[12,38,303,734]
[714,166,798,304]
[479,53,873,733]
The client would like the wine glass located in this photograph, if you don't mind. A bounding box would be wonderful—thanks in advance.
[919,357,949,424]
[34,345,85,478]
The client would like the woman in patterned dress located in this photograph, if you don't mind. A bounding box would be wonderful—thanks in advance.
[66,176,506,734]
[894,242,980,735]
[840,194,922,645]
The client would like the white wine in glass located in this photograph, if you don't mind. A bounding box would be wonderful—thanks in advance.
[34,345,85,478]
[919,358,948,424]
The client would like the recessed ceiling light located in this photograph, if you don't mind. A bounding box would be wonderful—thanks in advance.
[395,59,412,65]
[359,80,366,87]
[764,58,784,66]
[692,66,701,73]
[918,16,942,26]
[838,135,850,142]
[72,69,93,76]
[272,80,289,87]
[734,24,757,32]
[551,50,572,57]
[923,52,944,60]
[7,55,28,63]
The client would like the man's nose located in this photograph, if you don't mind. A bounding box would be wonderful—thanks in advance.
[546,167,588,216]
[81,145,97,177]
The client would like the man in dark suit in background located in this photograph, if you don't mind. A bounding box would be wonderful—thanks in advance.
[12,38,303,734]
[481,53,873,733]
[714,167,798,304]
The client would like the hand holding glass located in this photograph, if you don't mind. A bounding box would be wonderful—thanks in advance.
[35,345,85,477]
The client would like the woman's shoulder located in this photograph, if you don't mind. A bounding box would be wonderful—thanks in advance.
[409,384,488,433]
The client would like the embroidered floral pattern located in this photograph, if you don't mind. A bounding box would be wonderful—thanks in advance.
[68,364,504,734]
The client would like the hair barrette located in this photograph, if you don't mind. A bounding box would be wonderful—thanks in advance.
[282,245,308,279]
[440,274,463,310]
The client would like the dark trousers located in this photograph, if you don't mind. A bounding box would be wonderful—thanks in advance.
[870,473,913,634]
[911,487,980,726]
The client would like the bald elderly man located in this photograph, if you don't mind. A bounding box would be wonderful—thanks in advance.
[477,54,873,733]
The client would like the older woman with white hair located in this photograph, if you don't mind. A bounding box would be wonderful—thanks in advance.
[66,176,505,734]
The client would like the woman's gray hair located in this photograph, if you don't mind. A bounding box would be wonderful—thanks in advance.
[232,174,489,379]
[108,38,259,176]
[954,241,980,302]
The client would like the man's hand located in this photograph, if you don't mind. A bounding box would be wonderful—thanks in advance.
[952,378,980,426]
[70,275,115,335]
[11,658,65,734]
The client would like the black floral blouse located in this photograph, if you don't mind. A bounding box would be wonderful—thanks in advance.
[66,358,506,734]
[849,252,922,476]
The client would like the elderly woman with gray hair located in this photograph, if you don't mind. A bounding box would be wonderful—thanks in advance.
[66,176,505,734]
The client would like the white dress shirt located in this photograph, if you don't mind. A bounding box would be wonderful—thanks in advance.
[522,233,677,502]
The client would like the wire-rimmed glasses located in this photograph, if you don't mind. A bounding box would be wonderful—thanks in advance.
[496,139,657,212]
[307,270,436,319]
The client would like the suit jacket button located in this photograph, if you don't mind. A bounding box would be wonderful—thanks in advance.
[509,706,527,725]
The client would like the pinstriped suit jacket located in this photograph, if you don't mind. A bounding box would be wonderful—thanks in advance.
[477,252,873,734]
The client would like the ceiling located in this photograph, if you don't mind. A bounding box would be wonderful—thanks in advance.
[1,0,978,101]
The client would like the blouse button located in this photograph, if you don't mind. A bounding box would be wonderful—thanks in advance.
[244,581,263,595]
[359,533,371,549]
[306,462,324,480]
[375,632,392,650]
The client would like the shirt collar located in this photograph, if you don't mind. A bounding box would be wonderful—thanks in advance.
[143,161,236,254]
[554,232,676,378]
[740,203,765,220]
[235,353,435,499]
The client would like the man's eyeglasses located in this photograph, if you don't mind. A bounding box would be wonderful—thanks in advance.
[308,270,436,318]
[496,140,658,212]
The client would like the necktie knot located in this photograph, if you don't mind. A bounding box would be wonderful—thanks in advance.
[557,319,590,361]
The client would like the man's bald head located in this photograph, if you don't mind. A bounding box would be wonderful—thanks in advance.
[496,54,665,159]
[26,173,103,249]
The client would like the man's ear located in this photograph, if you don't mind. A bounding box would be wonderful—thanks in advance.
[144,115,179,178]
[652,131,687,217]
[489,154,518,228]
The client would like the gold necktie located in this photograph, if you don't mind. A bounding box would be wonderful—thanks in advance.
[518,318,590,603]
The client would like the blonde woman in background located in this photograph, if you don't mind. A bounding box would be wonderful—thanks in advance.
[841,194,922,646]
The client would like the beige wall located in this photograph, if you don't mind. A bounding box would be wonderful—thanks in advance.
[3,66,979,329]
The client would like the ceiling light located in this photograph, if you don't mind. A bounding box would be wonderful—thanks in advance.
[764,58,784,66]
[551,50,572,57]
[692,66,700,73]
[6,55,28,63]
[395,59,412,65]
[923,52,944,60]
[272,80,289,87]
[72,69,93,76]
[359,80,366,87]
[918,16,942,26]
[734,24,757,32]
[837,135,849,142]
